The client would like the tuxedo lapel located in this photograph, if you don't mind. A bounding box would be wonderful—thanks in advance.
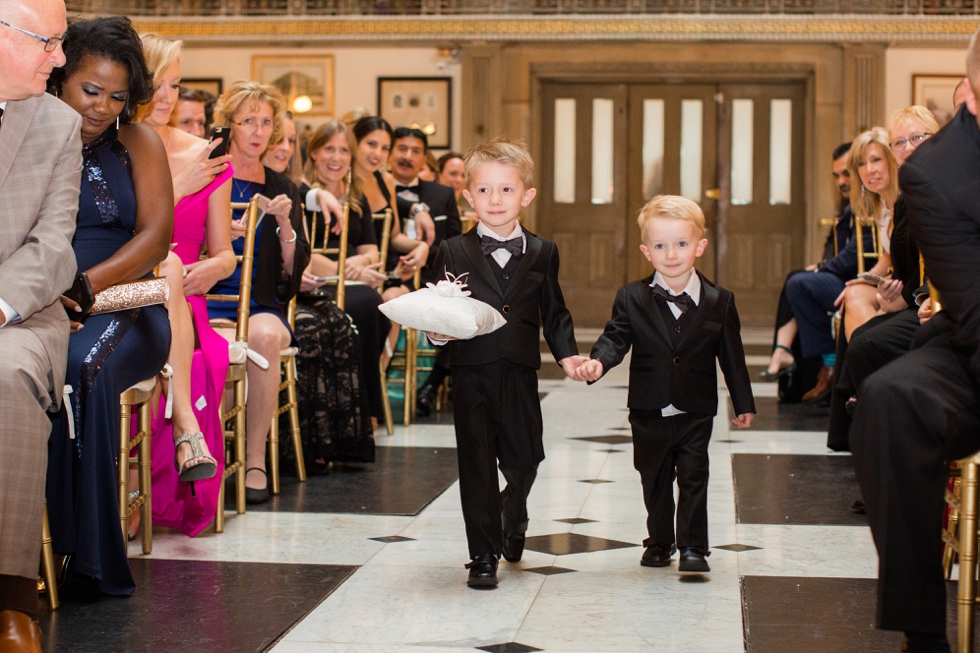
[678,271,720,348]
[636,275,672,345]
[0,97,35,193]
[503,233,542,300]
[459,228,504,297]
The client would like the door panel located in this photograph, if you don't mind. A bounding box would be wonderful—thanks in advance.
[717,83,807,325]
[539,83,628,328]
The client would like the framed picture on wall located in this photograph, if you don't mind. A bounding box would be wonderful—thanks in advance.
[252,55,335,117]
[181,77,223,98]
[912,74,964,127]
[378,77,452,149]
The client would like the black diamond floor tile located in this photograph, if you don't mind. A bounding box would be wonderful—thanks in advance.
[609,427,632,431]
[733,454,866,526]
[554,517,597,524]
[598,448,625,453]
[578,479,613,484]
[573,435,633,444]
[716,439,744,444]
[477,642,543,653]
[243,446,458,516]
[40,559,355,653]
[732,396,829,432]
[714,543,763,552]
[524,532,639,555]
[524,565,577,575]
[742,576,980,652]
[369,535,415,543]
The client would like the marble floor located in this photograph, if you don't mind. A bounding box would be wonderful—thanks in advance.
[40,329,964,652]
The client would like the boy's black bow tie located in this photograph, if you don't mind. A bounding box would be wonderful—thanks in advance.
[480,235,524,258]
[652,285,694,314]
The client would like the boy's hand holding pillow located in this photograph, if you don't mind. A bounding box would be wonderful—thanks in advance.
[378,273,506,341]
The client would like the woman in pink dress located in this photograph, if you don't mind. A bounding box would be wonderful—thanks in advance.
[135,34,236,536]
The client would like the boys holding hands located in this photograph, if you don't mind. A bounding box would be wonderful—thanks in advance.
[427,138,586,589]
[578,195,755,572]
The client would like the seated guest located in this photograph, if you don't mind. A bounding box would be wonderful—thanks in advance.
[0,0,79,642]
[135,33,236,537]
[849,33,980,653]
[437,151,472,219]
[302,120,391,431]
[174,85,214,138]
[389,127,462,284]
[762,142,853,393]
[351,117,429,368]
[45,16,173,596]
[834,127,901,342]
[265,117,375,466]
[207,81,310,503]
[264,110,302,185]
[419,150,439,182]
[825,106,939,451]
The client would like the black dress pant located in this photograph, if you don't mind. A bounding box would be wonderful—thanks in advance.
[827,308,920,451]
[630,410,714,551]
[452,361,543,559]
[849,335,980,634]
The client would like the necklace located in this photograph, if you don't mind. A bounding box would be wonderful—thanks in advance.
[233,177,255,199]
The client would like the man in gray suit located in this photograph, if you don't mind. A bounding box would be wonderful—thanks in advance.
[0,0,79,649]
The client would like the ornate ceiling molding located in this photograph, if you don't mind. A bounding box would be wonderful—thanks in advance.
[126,14,980,43]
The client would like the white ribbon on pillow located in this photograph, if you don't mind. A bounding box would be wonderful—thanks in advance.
[425,272,472,298]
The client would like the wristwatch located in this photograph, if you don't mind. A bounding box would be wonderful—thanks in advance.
[410,202,430,218]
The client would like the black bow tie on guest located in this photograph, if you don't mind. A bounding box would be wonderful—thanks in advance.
[652,285,694,314]
[480,234,524,258]
[395,184,420,194]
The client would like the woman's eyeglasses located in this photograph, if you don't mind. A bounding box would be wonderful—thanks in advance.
[890,133,933,150]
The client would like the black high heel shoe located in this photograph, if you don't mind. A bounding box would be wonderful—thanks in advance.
[245,468,270,504]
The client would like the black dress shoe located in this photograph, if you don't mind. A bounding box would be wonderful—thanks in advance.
[245,468,270,505]
[465,554,499,589]
[640,543,677,567]
[678,548,711,572]
[415,382,436,417]
[851,498,866,515]
[502,517,529,563]
[904,632,951,653]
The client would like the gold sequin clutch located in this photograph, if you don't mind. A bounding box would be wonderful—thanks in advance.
[90,278,169,316]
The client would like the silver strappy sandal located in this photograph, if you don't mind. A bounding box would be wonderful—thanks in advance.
[175,432,218,483]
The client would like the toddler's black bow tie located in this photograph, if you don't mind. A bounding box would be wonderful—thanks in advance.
[652,285,694,314]
[480,235,524,258]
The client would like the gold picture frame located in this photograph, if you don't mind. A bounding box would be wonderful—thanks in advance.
[378,77,452,149]
[181,77,222,98]
[252,55,335,117]
[911,74,964,128]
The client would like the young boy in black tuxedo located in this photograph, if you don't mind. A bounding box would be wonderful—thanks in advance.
[578,195,756,572]
[426,138,586,589]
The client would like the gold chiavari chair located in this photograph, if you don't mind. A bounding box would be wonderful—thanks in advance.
[210,196,259,532]
[38,501,58,610]
[854,220,882,275]
[942,448,980,653]
[372,209,396,435]
[268,297,303,495]
[119,375,156,554]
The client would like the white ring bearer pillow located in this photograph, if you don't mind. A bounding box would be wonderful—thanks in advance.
[378,272,507,341]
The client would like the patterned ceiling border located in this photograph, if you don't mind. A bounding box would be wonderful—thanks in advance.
[123,14,980,42]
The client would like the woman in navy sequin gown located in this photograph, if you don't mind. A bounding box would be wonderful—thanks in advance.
[45,17,174,596]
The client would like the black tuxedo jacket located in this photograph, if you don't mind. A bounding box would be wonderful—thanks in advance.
[901,105,980,379]
[395,179,462,263]
[431,228,578,369]
[589,271,755,416]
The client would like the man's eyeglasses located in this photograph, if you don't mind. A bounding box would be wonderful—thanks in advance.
[890,132,933,150]
[0,20,63,53]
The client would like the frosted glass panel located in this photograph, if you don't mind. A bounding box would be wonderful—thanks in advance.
[770,99,792,205]
[591,98,614,204]
[554,99,576,204]
[642,99,665,200]
[680,100,703,202]
[730,99,754,206]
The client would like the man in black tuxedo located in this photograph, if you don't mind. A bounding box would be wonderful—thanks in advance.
[389,126,461,282]
[848,34,980,653]
[580,195,755,572]
[427,138,584,588]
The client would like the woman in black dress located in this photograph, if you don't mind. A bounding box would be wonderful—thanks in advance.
[45,17,173,596]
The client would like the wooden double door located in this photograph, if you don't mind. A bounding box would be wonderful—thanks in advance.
[538,81,806,327]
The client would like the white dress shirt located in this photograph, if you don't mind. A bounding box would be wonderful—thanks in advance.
[0,101,22,328]
[650,268,702,416]
[476,222,526,268]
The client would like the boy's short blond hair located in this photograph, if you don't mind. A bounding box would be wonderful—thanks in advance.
[637,195,707,241]
[464,137,534,189]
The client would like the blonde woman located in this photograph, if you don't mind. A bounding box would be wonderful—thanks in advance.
[134,33,236,537]
[207,81,311,503]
